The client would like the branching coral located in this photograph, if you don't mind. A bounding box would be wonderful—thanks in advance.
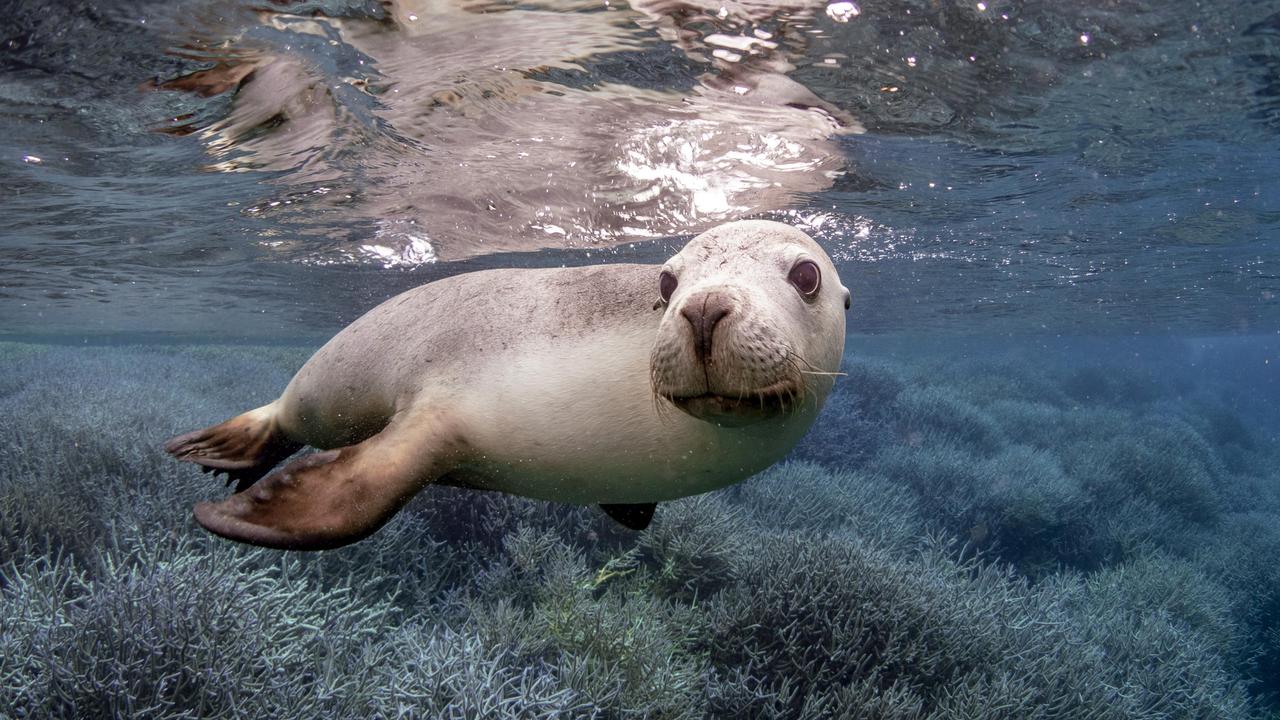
[0,341,1276,718]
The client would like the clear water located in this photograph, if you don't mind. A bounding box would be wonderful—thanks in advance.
[3,0,1280,717]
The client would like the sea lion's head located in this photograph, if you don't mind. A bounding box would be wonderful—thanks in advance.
[650,220,848,427]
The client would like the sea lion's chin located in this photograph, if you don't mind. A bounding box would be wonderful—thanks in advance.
[664,383,800,428]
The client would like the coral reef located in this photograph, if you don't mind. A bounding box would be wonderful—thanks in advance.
[1,340,1276,718]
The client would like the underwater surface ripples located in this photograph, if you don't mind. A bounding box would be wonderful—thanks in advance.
[1,0,1278,337]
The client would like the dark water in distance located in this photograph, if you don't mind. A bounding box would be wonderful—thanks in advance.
[2,0,1278,339]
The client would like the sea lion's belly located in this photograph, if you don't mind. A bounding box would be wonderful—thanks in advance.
[448,332,816,504]
[456,420,805,504]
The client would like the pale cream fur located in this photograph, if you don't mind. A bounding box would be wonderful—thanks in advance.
[264,220,847,505]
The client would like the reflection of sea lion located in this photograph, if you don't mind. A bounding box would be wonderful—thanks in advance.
[149,0,859,261]
[165,220,849,549]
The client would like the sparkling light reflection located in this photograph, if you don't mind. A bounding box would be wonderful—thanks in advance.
[825,2,860,23]
[360,222,439,268]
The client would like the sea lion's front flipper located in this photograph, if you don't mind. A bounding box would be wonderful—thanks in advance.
[192,415,457,550]
[600,503,657,531]
[165,404,302,491]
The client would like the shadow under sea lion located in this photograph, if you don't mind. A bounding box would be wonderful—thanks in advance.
[165,220,849,549]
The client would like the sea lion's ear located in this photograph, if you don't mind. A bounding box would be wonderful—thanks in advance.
[600,503,657,531]
[192,413,457,550]
[842,288,851,311]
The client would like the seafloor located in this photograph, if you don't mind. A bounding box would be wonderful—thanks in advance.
[1,338,1278,718]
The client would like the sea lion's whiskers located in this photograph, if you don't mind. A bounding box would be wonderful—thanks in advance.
[779,345,809,378]
[784,346,841,375]
[798,369,847,377]
[648,365,678,422]
[778,346,825,410]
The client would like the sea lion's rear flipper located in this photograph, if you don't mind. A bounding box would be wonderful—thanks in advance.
[191,416,455,550]
[600,503,657,531]
[165,404,302,491]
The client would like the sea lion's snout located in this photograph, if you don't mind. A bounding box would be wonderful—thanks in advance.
[680,290,733,365]
[652,283,802,426]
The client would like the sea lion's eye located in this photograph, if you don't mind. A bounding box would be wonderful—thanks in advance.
[788,260,821,298]
[658,270,678,303]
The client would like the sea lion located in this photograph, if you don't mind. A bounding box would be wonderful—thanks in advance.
[165,220,849,549]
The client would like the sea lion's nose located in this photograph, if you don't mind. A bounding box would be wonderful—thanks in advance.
[681,292,733,365]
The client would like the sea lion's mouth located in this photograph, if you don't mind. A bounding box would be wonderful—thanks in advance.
[665,381,802,427]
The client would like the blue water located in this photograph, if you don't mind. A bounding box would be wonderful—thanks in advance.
[2,0,1280,717]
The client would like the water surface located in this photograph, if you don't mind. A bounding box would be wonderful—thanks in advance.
[3,0,1277,338]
